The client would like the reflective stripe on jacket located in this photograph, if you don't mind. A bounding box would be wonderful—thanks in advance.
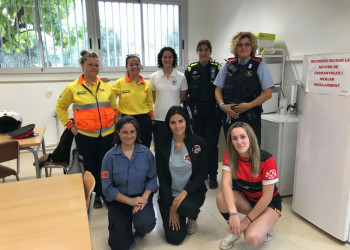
[56,75,117,138]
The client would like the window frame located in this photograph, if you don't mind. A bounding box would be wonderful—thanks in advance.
[0,0,187,80]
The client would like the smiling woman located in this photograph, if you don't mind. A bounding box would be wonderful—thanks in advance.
[150,47,188,151]
[213,32,275,144]
[56,50,118,208]
[216,122,281,249]
[155,106,208,245]
[101,115,157,250]
[112,55,154,148]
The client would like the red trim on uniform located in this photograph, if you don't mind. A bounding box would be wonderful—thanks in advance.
[251,57,262,62]
[227,57,238,63]
[101,171,109,179]
[13,130,34,139]
[125,74,147,85]
[148,110,154,116]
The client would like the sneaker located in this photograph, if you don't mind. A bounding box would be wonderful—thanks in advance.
[264,230,273,242]
[209,178,218,189]
[219,233,240,250]
[93,197,103,208]
[187,219,198,235]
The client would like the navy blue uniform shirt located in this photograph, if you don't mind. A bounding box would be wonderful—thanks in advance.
[101,143,158,202]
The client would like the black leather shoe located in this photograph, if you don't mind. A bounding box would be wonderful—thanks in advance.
[209,179,218,189]
[93,197,103,208]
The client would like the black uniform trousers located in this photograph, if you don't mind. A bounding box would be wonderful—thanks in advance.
[192,108,221,180]
[75,132,114,199]
[122,113,152,148]
[221,110,261,146]
[158,191,205,245]
[107,195,156,250]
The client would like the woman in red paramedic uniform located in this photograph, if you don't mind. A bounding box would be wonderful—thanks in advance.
[216,122,281,249]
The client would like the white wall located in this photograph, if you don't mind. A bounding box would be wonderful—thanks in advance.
[186,0,350,113]
[1,0,350,146]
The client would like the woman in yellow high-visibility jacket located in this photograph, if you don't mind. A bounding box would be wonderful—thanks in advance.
[112,54,154,148]
[56,50,118,208]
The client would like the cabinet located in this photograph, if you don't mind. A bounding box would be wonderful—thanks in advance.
[261,113,298,196]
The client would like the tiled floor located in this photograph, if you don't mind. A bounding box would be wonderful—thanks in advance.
[3,151,349,250]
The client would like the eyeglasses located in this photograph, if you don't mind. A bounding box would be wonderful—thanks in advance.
[236,43,252,48]
[126,54,140,58]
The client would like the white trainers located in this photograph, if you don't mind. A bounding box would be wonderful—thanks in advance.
[187,219,198,235]
[264,230,273,242]
[219,233,240,250]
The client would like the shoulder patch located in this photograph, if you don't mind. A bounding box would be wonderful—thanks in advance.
[187,62,198,72]
[101,171,109,179]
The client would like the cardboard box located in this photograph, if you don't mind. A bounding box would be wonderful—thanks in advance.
[255,33,275,54]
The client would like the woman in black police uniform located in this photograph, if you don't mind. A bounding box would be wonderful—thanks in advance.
[185,40,221,189]
[213,32,275,145]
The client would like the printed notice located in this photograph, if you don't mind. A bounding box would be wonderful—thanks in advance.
[306,53,350,95]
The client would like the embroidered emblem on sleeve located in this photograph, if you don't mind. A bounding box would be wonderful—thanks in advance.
[193,145,201,154]
[101,171,109,179]
[265,170,277,180]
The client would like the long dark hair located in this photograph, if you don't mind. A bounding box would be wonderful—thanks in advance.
[161,106,193,142]
[114,116,141,145]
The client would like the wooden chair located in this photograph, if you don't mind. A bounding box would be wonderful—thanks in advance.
[83,171,96,223]
[0,141,20,182]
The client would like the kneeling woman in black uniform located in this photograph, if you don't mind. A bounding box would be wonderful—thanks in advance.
[101,116,158,250]
[156,106,208,245]
[216,122,281,249]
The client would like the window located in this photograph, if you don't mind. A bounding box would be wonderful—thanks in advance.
[0,0,88,68]
[0,0,184,70]
[98,1,181,67]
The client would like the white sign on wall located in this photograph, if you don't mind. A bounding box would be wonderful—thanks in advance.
[306,52,350,96]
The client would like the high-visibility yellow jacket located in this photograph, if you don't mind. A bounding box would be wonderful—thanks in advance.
[56,75,118,138]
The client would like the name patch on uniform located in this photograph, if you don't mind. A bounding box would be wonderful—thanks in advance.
[77,91,86,95]
[172,79,177,85]
[144,89,148,93]
[99,88,105,92]
[122,90,130,93]
[101,171,109,179]
[246,71,253,77]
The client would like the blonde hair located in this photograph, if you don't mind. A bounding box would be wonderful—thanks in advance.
[78,50,99,66]
[230,32,258,58]
[226,122,260,179]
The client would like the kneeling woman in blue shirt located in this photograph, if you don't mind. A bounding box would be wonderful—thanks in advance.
[156,106,208,245]
[101,116,158,250]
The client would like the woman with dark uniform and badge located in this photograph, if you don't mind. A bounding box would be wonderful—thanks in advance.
[185,40,221,189]
[213,32,275,144]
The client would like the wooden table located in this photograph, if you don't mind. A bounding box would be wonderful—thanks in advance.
[0,174,91,250]
[0,125,46,178]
